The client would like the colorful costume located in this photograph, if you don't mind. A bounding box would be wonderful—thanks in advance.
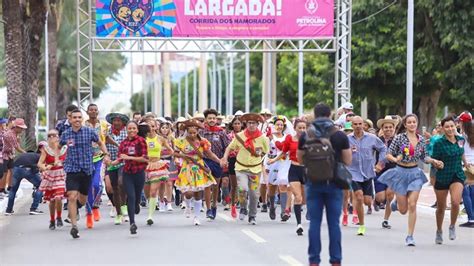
[39,146,68,201]
[145,135,169,184]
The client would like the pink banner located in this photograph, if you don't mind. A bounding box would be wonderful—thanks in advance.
[96,0,334,38]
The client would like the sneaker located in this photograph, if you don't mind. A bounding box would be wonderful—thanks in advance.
[4,210,14,216]
[269,207,276,220]
[449,225,456,240]
[109,208,116,218]
[123,215,129,222]
[231,205,237,218]
[367,207,372,215]
[223,204,230,211]
[431,202,437,208]
[382,220,392,229]
[184,207,192,218]
[92,208,101,222]
[140,201,147,208]
[373,202,380,212]
[135,204,141,215]
[49,221,56,230]
[114,215,123,225]
[342,214,348,226]
[166,203,174,212]
[70,226,80,239]
[211,207,217,220]
[391,200,398,212]
[239,208,248,221]
[435,231,443,245]
[352,215,360,225]
[459,221,474,228]
[86,213,94,229]
[261,204,268,213]
[357,225,366,236]
[194,216,201,226]
[405,235,416,246]
[281,210,290,222]
[206,209,213,219]
[159,201,166,213]
[147,218,154,226]
[29,209,44,215]
[248,216,257,225]
[296,224,304,236]
[121,205,128,216]
[180,203,186,210]
[130,223,137,234]
[56,218,63,228]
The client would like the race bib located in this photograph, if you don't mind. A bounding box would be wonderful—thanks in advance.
[255,147,263,156]
[68,139,75,147]
[149,142,155,149]
[128,146,136,155]
[458,140,465,148]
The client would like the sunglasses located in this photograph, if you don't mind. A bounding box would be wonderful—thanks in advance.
[48,134,58,138]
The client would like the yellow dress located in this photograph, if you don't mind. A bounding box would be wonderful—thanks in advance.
[173,138,216,192]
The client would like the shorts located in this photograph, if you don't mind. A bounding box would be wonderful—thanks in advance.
[66,172,92,195]
[228,157,237,176]
[351,179,374,196]
[434,176,464,190]
[3,159,13,173]
[204,158,223,179]
[374,175,388,194]
[288,164,305,184]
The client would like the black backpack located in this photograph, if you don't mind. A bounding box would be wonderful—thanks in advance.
[302,125,337,183]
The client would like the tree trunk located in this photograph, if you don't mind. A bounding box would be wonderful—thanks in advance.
[47,0,59,128]
[417,88,442,130]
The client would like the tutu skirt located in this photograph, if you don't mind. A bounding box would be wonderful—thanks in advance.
[378,166,428,195]
[145,160,169,184]
[39,168,66,201]
[267,159,291,186]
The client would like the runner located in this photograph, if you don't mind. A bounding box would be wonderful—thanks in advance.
[173,119,219,226]
[110,121,148,234]
[374,115,398,229]
[221,113,269,224]
[226,116,243,218]
[84,104,109,228]
[268,119,307,235]
[378,114,442,246]
[38,130,67,230]
[1,118,27,197]
[431,116,467,244]
[201,108,231,220]
[347,116,386,236]
[266,116,293,221]
[105,112,129,225]
[144,119,173,226]
[60,109,109,239]
[460,114,474,228]
[158,119,177,212]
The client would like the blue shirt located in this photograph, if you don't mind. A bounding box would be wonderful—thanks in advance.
[55,119,71,137]
[348,132,387,182]
[60,126,99,175]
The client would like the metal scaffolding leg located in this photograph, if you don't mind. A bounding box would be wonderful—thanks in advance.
[335,0,352,109]
[76,0,93,109]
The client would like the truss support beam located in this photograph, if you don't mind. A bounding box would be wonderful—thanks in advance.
[76,0,93,110]
[335,0,352,109]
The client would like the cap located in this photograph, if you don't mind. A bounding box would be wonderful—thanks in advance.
[341,102,353,110]
[13,118,27,129]
[457,111,472,123]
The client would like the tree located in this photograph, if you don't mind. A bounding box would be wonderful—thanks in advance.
[3,0,47,141]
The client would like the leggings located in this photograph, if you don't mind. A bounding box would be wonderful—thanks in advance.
[123,170,145,224]
[87,159,104,214]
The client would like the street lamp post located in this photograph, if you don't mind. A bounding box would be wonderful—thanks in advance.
[406,0,414,114]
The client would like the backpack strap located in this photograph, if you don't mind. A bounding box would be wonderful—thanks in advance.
[235,133,260,157]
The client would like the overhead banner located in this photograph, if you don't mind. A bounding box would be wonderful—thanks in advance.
[96,0,334,38]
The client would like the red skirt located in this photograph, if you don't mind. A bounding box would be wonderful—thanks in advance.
[39,168,66,201]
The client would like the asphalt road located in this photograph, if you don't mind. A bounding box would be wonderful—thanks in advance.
[1,186,473,266]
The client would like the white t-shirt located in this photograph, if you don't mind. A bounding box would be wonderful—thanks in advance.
[464,136,474,164]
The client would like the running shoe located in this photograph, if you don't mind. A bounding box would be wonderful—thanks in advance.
[29,209,44,215]
[123,215,129,222]
[382,220,392,229]
[64,212,80,224]
[223,203,230,211]
[281,209,290,222]
[159,201,166,213]
[261,204,268,213]
[435,231,443,245]
[459,221,474,228]
[114,215,122,225]
[269,207,276,220]
[248,216,257,225]
[211,207,217,220]
[431,202,437,209]
[121,205,128,216]
[342,214,348,226]
[147,218,154,226]
[206,209,213,219]
[140,201,147,208]
[4,211,14,216]
[184,207,192,218]
[49,221,56,230]
[405,235,416,246]
[366,207,372,215]
[352,215,359,225]
[166,203,174,211]
[180,203,186,210]
[296,224,304,236]
[239,208,248,221]
[449,225,456,240]
[357,225,366,236]
[109,207,116,218]
[70,226,80,239]
[373,202,380,212]
[390,200,398,212]
[130,223,137,234]
[56,218,63,228]
[231,205,237,218]
[92,208,101,222]
[86,213,94,229]
[194,216,201,226]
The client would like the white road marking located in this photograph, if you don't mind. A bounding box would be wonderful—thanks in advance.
[241,229,266,243]
[279,255,304,266]
[217,213,235,222]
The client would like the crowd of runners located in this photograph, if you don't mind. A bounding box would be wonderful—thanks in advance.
[0,102,473,265]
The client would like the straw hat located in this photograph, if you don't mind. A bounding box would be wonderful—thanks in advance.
[260,108,272,116]
[377,115,399,129]
[240,113,264,123]
[105,113,129,125]
[182,119,204,129]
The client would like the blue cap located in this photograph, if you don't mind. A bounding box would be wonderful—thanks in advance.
[0,118,8,124]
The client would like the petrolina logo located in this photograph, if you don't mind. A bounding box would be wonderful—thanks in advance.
[305,0,318,15]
